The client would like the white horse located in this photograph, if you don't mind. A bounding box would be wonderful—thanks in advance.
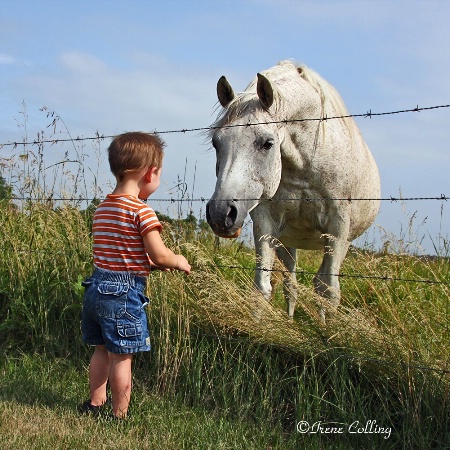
[206,60,380,319]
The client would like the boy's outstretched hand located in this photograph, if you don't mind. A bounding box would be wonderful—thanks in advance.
[176,255,191,275]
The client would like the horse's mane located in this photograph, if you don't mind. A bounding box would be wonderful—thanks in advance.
[296,62,350,120]
[208,60,350,139]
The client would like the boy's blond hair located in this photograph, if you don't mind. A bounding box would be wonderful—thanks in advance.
[108,132,165,181]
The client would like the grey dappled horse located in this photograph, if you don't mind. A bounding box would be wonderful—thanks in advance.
[206,60,380,319]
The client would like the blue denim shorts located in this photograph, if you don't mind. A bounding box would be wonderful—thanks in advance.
[81,267,151,354]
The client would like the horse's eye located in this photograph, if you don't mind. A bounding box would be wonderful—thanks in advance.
[262,139,274,150]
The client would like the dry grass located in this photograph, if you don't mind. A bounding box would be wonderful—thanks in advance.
[173,239,449,386]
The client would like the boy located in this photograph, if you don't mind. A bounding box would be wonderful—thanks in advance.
[80,132,191,419]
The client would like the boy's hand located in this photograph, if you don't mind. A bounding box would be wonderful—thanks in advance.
[176,255,191,275]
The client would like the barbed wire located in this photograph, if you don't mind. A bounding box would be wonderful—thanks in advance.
[214,264,450,286]
[1,103,450,148]
[6,194,450,203]
[3,245,449,285]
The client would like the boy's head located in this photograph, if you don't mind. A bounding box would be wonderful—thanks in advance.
[108,132,165,181]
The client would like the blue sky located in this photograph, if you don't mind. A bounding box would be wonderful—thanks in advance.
[1,0,449,254]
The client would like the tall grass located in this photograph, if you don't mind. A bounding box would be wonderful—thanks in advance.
[0,200,91,355]
[0,112,449,448]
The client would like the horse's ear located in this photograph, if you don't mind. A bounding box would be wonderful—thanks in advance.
[217,76,235,107]
[256,73,274,110]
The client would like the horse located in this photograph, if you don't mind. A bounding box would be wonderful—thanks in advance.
[205,60,380,320]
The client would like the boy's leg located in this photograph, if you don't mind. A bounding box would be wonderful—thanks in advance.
[89,345,110,406]
[109,352,133,418]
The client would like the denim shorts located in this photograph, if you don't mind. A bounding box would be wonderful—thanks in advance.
[81,267,151,354]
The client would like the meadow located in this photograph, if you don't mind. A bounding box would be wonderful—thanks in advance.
[0,120,449,449]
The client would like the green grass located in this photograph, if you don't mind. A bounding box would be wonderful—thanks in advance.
[0,354,291,450]
[0,199,449,449]
[0,199,450,449]
[0,120,449,449]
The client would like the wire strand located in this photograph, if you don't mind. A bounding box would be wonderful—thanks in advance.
[1,103,449,148]
[7,194,449,203]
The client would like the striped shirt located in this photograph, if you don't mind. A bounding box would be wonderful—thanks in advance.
[92,194,162,276]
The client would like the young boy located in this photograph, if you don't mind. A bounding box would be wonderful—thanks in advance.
[80,132,191,419]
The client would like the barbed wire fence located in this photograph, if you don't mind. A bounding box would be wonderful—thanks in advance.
[1,102,449,283]
[0,102,449,375]
[1,103,450,149]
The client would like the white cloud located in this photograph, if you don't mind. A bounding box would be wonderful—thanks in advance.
[59,51,109,74]
[6,50,218,208]
[20,51,218,134]
[0,53,16,65]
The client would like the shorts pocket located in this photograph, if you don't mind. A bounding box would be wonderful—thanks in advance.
[95,282,129,318]
[117,314,142,340]
[97,281,129,296]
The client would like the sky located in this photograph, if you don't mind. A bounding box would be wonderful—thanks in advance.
[1,0,449,254]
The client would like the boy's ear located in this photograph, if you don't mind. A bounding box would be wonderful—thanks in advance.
[145,167,157,182]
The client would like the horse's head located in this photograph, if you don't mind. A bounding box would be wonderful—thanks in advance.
[206,73,283,238]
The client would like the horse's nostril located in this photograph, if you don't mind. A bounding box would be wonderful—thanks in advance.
[225,205,238,228]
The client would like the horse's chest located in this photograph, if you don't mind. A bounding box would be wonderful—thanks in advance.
[266,202,325,249]
[279,222,324,249]
[274,182,327,227]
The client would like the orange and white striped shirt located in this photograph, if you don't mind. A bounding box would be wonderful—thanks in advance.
[92,194,162,276]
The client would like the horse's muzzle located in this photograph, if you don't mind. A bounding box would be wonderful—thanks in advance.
[206,201,242,238]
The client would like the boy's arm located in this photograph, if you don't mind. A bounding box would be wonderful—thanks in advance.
[148,258,170,272]
[143,228,191,274]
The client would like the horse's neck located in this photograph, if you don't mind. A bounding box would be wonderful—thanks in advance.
[279,110,354,185]
[280,116,325,167]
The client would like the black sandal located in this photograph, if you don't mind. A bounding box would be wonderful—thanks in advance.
[78,398,110,417]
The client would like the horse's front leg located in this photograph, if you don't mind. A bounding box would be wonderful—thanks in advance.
[314,232,350,319]
[276,246,297,318]
[252,209,276,302]
[254,234,275,301]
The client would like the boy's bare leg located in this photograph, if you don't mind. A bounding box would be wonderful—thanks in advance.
[89,345,110,406]
[109,353,133,418]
